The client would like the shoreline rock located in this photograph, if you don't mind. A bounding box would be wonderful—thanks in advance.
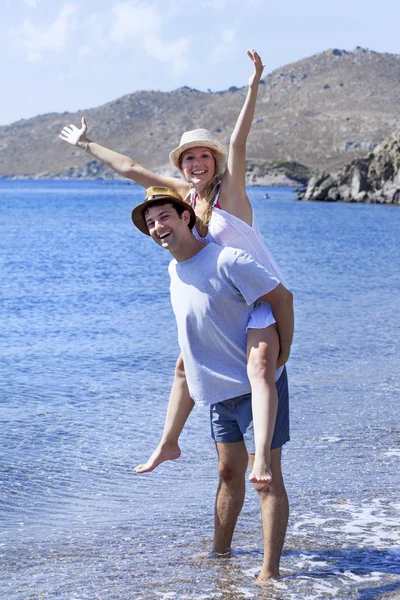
[298,130,400,205]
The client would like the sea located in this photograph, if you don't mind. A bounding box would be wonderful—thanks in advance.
[0,180,399,600]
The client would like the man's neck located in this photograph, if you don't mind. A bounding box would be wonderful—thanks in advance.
[171,237,207,262]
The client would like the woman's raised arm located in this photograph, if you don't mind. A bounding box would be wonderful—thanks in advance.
[59,117,191,196]
[219,50,265,221]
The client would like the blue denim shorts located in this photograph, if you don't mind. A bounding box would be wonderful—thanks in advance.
[210,366,290,453]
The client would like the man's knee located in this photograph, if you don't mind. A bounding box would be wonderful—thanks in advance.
[218,461,245,484]
[216,443,248,483]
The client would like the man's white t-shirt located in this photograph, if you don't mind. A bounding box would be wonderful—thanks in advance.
[168,243,280,407]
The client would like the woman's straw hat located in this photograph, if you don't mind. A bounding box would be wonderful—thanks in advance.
[169,129,227,169]
[131,186,196,235]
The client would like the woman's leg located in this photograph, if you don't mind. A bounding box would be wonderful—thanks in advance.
[246,325,279,483]
[134,354,194,473]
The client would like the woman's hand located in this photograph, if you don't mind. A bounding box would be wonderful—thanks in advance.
[247,49,264,88]
[59,117,89,148]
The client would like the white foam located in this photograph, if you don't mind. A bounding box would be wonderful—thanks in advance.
[342,570,366,582]
[337,501,400,546]
[235,588,257,598]
[292,498,400,548]
[243,566,260,578]
[292,518,330,531]
[385,449,400,457]
[276,496,400,599]
[309,580,338,596]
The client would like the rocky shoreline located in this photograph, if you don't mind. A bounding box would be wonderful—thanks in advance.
[0,158,312,188]
[297,130,400,205]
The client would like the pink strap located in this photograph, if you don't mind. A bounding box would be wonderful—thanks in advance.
[191,191,221,209]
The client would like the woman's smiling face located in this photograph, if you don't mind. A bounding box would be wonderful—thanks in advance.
[180,146,216,187]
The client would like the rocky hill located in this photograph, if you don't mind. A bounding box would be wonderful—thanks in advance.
[1,46,400,181]
[298,129,400,204]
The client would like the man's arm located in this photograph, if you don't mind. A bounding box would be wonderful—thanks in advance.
[259,284,294,368]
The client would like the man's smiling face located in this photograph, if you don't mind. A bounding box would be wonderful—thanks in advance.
[144,203,190,251]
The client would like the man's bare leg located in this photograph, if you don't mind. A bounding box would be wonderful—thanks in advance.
[246,325,279,484]
[134,355,194,473]
[212,441,249,554]
[249,448,289,581]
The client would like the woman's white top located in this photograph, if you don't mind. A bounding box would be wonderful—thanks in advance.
[190,190,287,380]
[190,190,286,285]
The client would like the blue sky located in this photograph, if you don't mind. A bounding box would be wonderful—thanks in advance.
[1,0,400,126]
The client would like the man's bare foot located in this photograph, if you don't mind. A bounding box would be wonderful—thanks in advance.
[256,561,280,583]
[249,455,272,484]
[134,442,181,473]
[193,550,232,559]
[256,568,279,583]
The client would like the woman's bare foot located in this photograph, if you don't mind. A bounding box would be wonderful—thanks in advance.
[134,442,181,473]
[249,454,272,484]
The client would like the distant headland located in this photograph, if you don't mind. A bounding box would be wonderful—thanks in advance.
[1,46,400,201]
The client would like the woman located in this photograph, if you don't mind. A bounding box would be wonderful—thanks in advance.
[59,50,292,484]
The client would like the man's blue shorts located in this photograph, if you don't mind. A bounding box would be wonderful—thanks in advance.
[210,367,290,453]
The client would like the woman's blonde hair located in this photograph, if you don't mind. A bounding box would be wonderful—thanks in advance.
[179,148,227,228]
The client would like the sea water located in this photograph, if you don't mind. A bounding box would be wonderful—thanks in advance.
[0,180,399,600]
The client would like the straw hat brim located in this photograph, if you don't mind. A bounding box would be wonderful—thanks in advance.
[169,139,228,170]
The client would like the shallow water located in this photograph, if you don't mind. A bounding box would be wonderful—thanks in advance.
[0,181,399,599]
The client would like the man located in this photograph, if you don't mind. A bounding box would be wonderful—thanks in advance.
[132,186,294,581]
